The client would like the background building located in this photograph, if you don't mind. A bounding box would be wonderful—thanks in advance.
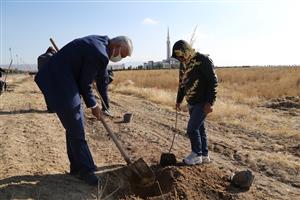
[144,28,180,69]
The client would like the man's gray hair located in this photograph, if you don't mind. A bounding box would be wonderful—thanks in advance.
[111,36,133,56]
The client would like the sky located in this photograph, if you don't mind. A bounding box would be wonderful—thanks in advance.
[0,0,300,68]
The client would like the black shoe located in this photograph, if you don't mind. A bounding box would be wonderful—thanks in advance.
[79,172,99,186]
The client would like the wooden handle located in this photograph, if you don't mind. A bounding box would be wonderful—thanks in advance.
[168,109,177,153]
[93,82,110,113]
[94,84,132,163]
[50,38,59,51]
[93,82,131,164]
[99,117,132,164]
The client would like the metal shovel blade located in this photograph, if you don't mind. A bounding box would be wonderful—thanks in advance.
[96,100,156,187]
[160,153,177,167]
[126,158,156,187]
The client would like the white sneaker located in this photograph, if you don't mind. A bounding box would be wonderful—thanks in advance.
[202,155,211,163]
[183,152,202,165]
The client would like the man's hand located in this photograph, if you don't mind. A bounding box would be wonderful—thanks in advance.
[176,103,182,111]
[203,103,213,115]
[91,105,102,120]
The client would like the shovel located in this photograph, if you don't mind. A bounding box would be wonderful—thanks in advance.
[49,37,155,187]
[159,110,178,167]
[98,116,156,187]
[88,55,155,187]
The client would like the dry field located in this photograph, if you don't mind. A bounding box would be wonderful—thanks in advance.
[111,67,300,197]
[112,67,300,138]
[0,67,299,199]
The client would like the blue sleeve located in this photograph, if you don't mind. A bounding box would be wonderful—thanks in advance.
[79,56,103,108]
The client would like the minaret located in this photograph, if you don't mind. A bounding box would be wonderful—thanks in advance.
[167,27,171,62]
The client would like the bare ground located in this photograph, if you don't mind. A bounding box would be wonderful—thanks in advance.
[0,75,299,199]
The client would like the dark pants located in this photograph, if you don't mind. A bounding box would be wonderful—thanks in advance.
[56,104,96,174]
[44,95,54,112]
[187,103,208,156]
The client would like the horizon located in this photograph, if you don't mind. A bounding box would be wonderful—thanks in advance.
[1,0,300,67]
[2,63,300,73]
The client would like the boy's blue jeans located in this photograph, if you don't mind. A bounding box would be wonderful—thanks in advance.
[187,103,208,156]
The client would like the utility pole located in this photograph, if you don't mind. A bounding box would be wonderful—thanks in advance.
[190,25,198,47]
[16,54,19,68]
[167,27,171,63]
[9,48,12,61]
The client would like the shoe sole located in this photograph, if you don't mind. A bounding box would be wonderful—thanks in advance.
[183,159,202,165]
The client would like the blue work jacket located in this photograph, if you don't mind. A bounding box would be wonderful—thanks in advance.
[35,35,110,110]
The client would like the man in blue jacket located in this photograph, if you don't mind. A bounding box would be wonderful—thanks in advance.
[34,35,133,185]
[172,40,218,165]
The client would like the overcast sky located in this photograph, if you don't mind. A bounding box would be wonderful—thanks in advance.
[1,0,300,67]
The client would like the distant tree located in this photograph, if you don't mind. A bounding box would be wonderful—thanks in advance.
[137,65,143,70]
[154,63,163,69]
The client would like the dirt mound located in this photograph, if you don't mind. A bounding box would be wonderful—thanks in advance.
[94,163,237,200]
[264,96,300,111]
[287,144,300,157]
[170,165,233,200]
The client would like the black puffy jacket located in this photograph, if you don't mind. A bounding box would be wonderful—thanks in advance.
[176,53,218,105]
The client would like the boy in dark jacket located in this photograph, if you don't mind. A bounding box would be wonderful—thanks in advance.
[172,40,218,165]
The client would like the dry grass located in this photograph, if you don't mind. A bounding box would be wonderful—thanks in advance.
[112,67,300,101]
[217,67,300,99]
[111,69,182,110]
[112,84,176,107]
[112,70,179,92]
[111,67,300,139]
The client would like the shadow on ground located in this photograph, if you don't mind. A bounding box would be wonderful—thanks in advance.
[0,109,48,115]
[0,164,182,200]
[0,173,98,199]
[0,165,131,199]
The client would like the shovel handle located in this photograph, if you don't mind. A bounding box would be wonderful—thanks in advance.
[50,38,59,52]
[168,109,178,153]
[98,117,132,164]
[93,82,111,115]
